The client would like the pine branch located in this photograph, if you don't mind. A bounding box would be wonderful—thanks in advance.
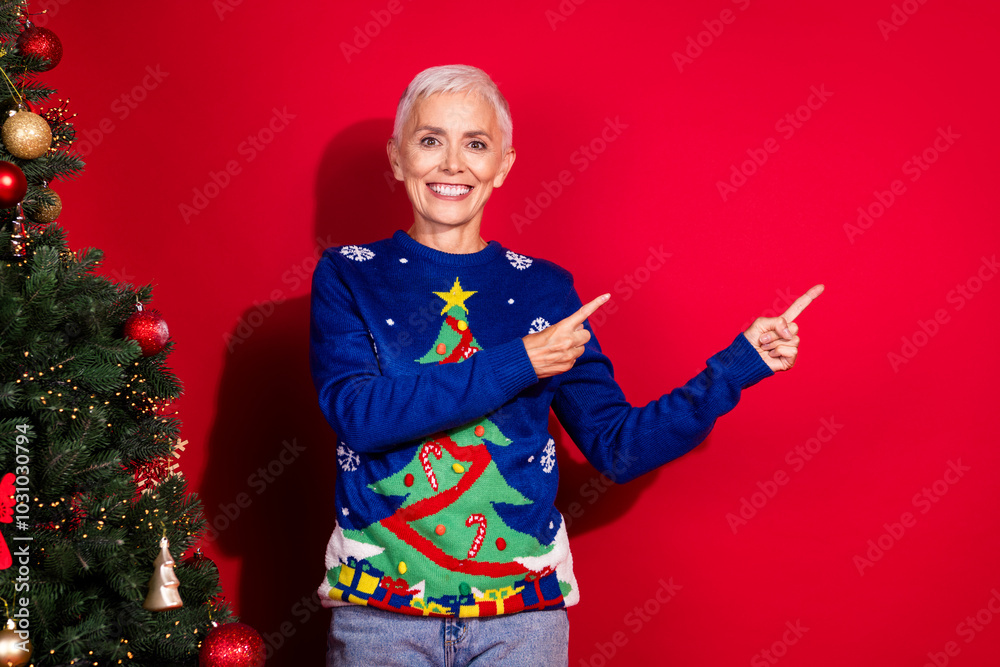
[0,381,21,409]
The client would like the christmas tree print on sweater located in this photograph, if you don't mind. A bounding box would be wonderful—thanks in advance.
[325,278,568,617]
[416,278,482,363]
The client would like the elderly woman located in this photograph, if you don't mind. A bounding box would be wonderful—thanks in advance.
[310,65,822,666]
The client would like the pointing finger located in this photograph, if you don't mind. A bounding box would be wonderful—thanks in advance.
[781,284,825,323]
[565,293,611,328]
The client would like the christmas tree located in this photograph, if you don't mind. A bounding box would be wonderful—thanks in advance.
[328,278,568,617]
[0,6,245,665]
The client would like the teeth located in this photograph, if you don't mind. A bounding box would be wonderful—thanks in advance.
[429,184,472,196]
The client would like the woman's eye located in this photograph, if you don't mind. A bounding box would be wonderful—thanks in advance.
[469,140,486,150]
[420,136,439,146]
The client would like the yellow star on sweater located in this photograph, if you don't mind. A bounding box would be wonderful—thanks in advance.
[434,278,476,315]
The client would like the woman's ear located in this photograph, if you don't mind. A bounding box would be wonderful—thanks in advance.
[492,146,516,188]
[387,138,404,181]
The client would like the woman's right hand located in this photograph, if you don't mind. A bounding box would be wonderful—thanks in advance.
[522,293,610,379]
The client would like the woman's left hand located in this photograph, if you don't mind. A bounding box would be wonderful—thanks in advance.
[743,284,824,373]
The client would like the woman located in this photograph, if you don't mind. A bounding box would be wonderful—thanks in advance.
[310,65,822,666]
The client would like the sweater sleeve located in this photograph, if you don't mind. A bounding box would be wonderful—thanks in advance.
[551,285,774,483]
[309,251,539,454]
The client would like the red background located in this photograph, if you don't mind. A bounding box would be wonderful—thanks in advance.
[43,0,999,664]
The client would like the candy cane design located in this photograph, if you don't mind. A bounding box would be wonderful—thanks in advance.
[420,442,443,491]
[466,513,487,558]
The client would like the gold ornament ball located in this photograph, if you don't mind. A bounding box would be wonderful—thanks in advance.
[32,187,62,223]
[2,110,51,159]
[0,625,31,667]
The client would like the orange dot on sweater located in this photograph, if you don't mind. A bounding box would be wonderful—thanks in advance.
[435,524,446,535]
[436,343,447,355]
[474,425,485,437]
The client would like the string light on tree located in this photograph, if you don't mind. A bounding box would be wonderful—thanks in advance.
[38,97,76,150]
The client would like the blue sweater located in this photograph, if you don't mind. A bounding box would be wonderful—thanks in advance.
[311,230,772,617]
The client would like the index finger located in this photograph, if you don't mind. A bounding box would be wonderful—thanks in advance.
[781,284,825,322]
[565,293,611,328]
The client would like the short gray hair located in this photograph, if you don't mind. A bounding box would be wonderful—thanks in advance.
[392,65,513,154]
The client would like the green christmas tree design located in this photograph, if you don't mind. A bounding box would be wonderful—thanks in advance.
[415,277,483,364]
[340,278,557,611]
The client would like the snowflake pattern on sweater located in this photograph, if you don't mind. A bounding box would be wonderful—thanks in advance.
[528,317,551,335]
[506,250,533,270]
[341,245,375,262]
[337,443,360,472]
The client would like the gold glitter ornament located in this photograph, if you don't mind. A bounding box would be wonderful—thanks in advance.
[31,187,61,223]
[0,618,32,667]
[2,110,51,159]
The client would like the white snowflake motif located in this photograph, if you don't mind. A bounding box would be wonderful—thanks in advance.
[386,319,395,326]
[528,317,551,335]
[341,507,350,516]
[508,298,515,304]
[340,245,375,262]
[506,250,532,270]
[541,438,556,473]
[399,258,408,263]
[337,443,360,472]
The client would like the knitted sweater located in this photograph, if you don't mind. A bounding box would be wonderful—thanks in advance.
[310,230,773,617]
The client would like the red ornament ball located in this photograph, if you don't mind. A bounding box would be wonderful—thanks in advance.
[124,308,170,356]
[199,622,266,667]
[17,26,63,71]
[0,161,26,208]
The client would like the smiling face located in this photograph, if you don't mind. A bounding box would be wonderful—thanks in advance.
[388,91,515,235]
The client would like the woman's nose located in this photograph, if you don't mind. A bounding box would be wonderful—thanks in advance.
[441,144,464,173]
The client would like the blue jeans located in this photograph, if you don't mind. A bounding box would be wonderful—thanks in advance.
[327,605,569,666]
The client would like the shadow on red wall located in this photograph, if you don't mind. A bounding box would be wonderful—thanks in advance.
[201,119,402,663]
[201,118,656,663]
